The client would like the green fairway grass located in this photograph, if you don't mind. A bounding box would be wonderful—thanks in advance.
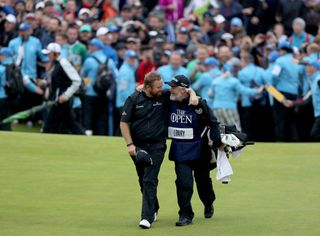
[0,131,319,236]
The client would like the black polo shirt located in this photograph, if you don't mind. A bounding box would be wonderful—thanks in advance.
[121,90,170,145]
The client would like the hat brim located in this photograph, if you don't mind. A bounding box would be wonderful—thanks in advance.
[164,81,179,87]
[41,49,50,54]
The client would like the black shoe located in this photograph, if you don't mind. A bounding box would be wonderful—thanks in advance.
[204,205,214,218]
[176,217,192,226]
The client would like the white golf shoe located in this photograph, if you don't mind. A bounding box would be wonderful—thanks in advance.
[139,219,151,229]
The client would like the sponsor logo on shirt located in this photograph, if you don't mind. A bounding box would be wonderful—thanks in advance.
[136,105,144,109]
[122,111,127,116]
[153,102,162,106]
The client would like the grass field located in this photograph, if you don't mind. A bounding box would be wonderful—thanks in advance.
[0,131,319,236]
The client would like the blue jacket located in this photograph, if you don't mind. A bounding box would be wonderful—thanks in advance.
[290,32,314,49]
[102,44,118,66]
[157,65,189,89]
[8,36,48,93]
[0,64,6,99]
[263,63,277,106]
[209,75,259,110]
[192,68,222,109]
[309,72,320,117]
[238,63,266,107]
[116,61,136,108]
[272,53,303,95]
[81,50,118,97]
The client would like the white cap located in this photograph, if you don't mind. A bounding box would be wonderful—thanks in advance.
[78,8,91,16]
[42,43,61,54]
[96,27,109,37]
[35,1,45,10]
[221,33,234,40]
[214,14,226,24]
[6,14,16,24]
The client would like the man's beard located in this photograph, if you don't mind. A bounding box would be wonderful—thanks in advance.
[170,94,180,101]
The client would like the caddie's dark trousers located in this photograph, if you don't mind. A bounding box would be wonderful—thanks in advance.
[43,102,83,134]
[0,98,11,131]
[175,160,216,220]
[133,142,166,223]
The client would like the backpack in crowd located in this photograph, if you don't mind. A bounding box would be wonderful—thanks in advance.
[4,64,24,99]
[91,56,115,97]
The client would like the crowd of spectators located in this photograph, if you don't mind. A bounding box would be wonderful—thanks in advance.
[0,0,320,141]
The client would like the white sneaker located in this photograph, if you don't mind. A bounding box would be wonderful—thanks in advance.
[139,219,151,229]
[85,130,93,136]
[154,212,158,222]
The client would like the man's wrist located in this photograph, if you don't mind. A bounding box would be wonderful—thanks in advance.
[126,142,134,147]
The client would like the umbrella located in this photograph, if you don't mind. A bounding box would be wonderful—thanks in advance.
[0,101,56,125]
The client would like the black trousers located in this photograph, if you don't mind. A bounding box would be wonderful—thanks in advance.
[311,116,320,141]
[133,142,166,223]
[43,101,83,134]
[83,95,108,135]
[174,159,216,220]
[273,92,299,142]
[0,98,12,131]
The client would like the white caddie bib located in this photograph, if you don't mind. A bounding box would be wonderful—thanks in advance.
[168,127,194,140]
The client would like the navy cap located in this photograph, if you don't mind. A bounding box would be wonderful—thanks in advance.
[89,38,104,49]
[307,60,320,70]
[204,57,219,67]
[19,22,32,31]
[164,75,190,88]
[190,25,201,32]
[124,50,138,58]
[0,47,13,57]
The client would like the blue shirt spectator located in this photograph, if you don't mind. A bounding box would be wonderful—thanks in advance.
[116,50,137,108]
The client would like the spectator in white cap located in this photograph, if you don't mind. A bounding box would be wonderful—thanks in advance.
[41,42,83,134]
[78,8,91,21]
[0,14,17,47]
[96,27,119,66]
[290,17,314,49]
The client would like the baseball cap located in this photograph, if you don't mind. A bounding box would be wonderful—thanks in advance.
[5,14,16,24]
[78,8,91,16]
[19,22,32,31]
[135,148,153,166]
[277,41,292,52]
[307,60,320,70]
[221,33,234,40]
[41,43,61,54]
[80,24,92,32]
[15,0,25,5]
[124,50,138,58]
[204,57,219,67]
[96,27,109,37]
[178,27,189,34]
[122,4,131,10]
[210,0,220,8]
[35,1,44,10]
[127,37,140,44]
[213,14,226,24]
[231,17,243,27]
[223,63,234,74]
[89,38,104,49]
[164,75,190,88]
[0,47,13,57]
[107,24,120,33]
[25,13,35,20]
[268,51,279,63]
[190,25,201,32]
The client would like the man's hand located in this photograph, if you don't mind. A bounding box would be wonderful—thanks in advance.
[136,84,143,92]
[127,144,136,156]
[58,95,68,104]
[187,89,199,106]
[282,99,293,108]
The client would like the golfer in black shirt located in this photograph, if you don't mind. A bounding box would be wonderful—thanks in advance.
[120,71,198,229]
